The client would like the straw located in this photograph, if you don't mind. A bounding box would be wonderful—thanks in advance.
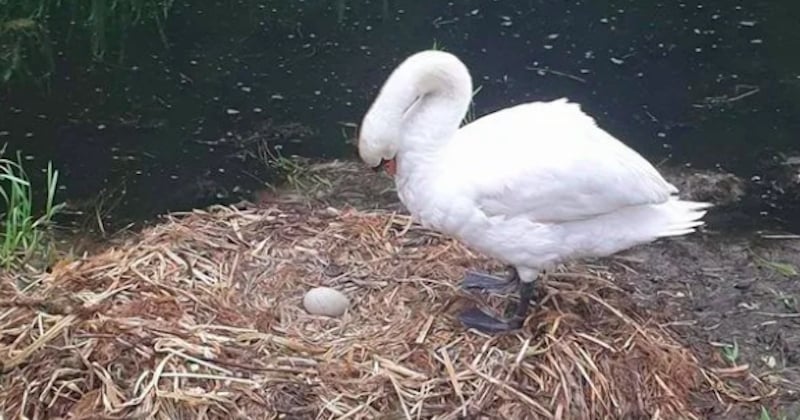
[0,159,773,419]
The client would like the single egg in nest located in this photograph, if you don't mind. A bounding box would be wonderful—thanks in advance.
[303,287,350,317]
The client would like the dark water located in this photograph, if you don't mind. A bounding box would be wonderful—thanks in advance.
[1,0,798,232]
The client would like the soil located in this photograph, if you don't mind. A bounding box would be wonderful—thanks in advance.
[615,232,800,418]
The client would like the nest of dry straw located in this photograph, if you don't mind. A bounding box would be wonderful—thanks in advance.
[0,161,767,419]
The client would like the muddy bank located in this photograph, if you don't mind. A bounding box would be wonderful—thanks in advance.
[617,231,800,417]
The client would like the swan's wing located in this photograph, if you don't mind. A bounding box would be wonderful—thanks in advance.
[453,99,678,223]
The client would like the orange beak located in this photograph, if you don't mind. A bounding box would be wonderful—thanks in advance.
[383,158,397,176]
[373,158,397,177]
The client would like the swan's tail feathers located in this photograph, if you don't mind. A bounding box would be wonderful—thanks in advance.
[656,199,713,238]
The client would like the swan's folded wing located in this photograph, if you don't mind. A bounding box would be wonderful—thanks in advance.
[463,100,678,224]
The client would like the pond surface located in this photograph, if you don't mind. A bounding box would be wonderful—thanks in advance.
[1,0,798,232]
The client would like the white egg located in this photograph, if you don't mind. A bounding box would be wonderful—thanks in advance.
[303,287,350,317]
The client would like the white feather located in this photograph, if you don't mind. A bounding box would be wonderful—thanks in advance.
[360,51,711,282]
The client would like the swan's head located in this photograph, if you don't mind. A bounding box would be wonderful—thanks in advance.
[358,107,400,172]
[358,50,473,175]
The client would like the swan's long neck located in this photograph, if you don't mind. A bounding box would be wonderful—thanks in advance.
[364,51,473,157]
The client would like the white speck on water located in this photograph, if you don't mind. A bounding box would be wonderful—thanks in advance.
[695,47,703,52]
[469,9,480,15]
[226,108,240,115]
[739,20,757,27]
[750,39,763,44]
[218,168,225,173]
[314,90,321,95]
[241,86,252,93]
[543,44,553,50]
[0,131,9,137]
[190,60,198,65]
[97,124,106,130]
[751,175,761,181]
[657,132,667,138]
[271,94,284,100]
[25,132,33,138]
[170,175,179,180]
[546,33,559,40]
[253,107,262,113]
[610,57,624,65]
[600,17,609,24]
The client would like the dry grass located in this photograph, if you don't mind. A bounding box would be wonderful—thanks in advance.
[0,160,774,419]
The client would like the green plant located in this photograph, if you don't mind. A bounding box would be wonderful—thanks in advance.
[1,0,175,85]
[755,255,799,277]
[759,406,789,420]
[258,144,331,193]
[720,339,739,365]
[463,84,483,125]
[0,15,53,84]
[0,148,64,269]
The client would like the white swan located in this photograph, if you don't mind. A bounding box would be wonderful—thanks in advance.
[357,50,711,333]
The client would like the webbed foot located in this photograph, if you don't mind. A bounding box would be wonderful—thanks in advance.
[458,306,523,334]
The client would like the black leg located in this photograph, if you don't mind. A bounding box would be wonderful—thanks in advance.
[460,267,518,293]
[512,280,535,320]
[458,271,537,334]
